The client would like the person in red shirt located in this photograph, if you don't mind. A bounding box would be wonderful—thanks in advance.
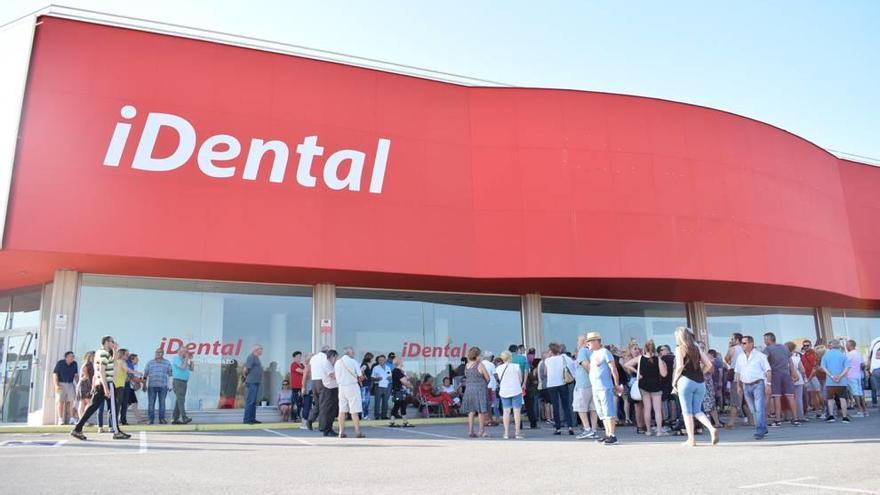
[800,340,822,418]
[289,351,305,421]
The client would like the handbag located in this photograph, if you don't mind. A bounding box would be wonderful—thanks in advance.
[629,356,642,401]
[495,363,510,396]
[561,356,575,385]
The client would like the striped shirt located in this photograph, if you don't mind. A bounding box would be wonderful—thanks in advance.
[96,348,115,385]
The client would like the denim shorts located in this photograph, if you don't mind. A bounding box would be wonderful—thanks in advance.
[500,393,523,409]
[593,388,616,420]
[677,376,706,416]
[847,379,864,397]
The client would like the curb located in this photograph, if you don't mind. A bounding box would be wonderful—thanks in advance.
[0,416,468,434]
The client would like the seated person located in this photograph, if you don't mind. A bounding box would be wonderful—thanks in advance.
[418,375,455,415]
[440,376,461,405]
[277,380,293,421]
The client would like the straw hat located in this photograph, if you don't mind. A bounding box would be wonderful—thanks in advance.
[585,332,602,342]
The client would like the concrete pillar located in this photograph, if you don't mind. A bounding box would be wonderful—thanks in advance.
[312,284,335,352]
[816,307,834,344]
[34,270,79,425]
[687,301,709,350]
[521,293,543,352]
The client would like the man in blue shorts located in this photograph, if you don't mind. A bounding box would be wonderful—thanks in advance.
[586,332,623,445]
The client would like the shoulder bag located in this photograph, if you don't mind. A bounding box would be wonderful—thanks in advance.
[629,356,642,401]
[561,356,575,385]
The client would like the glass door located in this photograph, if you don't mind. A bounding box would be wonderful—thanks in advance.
[0,331,36,423]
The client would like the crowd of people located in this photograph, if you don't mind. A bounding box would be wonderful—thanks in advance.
[64,336,197,440]
[63,329,880,444]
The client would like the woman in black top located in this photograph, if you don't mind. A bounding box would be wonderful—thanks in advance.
[671,327,719,447]
[388,358,414,427]
[524,359,541,429]
[624,340,668,436]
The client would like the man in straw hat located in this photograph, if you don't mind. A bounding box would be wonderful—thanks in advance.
[586,332,623,445]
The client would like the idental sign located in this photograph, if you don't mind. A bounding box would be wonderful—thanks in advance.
[401,342,468,359]
[103,105,392,193]
[160,337,243,356]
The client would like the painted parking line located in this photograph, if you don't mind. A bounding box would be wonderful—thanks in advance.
[740,476,879,494]
[373,426,461,440]
[139,431,148,453]
[262,428,315,446]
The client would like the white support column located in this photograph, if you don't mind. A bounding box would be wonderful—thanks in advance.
[34,270,79,425]
[521,293,543,352]
[312,284,336,352]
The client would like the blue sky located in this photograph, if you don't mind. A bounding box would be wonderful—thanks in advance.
[4,1,879,162]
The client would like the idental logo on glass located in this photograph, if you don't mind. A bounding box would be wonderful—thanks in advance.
[103,105,392,193]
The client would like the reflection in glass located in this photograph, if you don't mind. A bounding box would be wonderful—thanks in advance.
[542,298,688,352]
[336,289,522,379]
[830,309,880,353]
[75,276,312,412]
[706,305,818,352]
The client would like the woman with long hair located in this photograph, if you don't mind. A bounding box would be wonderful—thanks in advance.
[623,339,668,436]
[388,357,414,427]
[671,327,719,446]
[77,351,106,432]
[461,346,491,437]
[359,352,374,420]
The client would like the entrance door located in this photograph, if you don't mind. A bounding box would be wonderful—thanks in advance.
[0,331,36,423]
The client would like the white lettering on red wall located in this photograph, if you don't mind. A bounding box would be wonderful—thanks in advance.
[160,337,243,356]
[103,105,392,193]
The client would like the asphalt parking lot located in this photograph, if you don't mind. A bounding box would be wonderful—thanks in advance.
[2,414,879,494]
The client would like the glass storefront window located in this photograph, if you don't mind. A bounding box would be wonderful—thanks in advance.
[336,289,522,379]
[542,298,688,352]
[706,305,817,352]
[8,291,41,330]
[830,309,880,353]
[75,276,312,411]
[0,290,41,331]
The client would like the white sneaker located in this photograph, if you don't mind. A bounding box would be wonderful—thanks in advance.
[577,429,597,439]
[299,424,309,430]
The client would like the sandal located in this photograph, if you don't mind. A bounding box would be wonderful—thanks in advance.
[468,432,477,438]
[480,431,489,438]
[338,433,348,438]
[355,432,366,438]
[402,422,414,427]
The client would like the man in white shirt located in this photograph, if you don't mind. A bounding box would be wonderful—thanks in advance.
[845,340,868,417]
[371,355,392,419]
[482,351,499,426]
[546,342,576,436]
[306,346,329,431]
[868,337,880,409]
[335,347,365,438]
[734,335,772,440]
[318,349,339,436]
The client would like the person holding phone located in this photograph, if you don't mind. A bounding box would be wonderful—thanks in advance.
[171,348,194,425]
